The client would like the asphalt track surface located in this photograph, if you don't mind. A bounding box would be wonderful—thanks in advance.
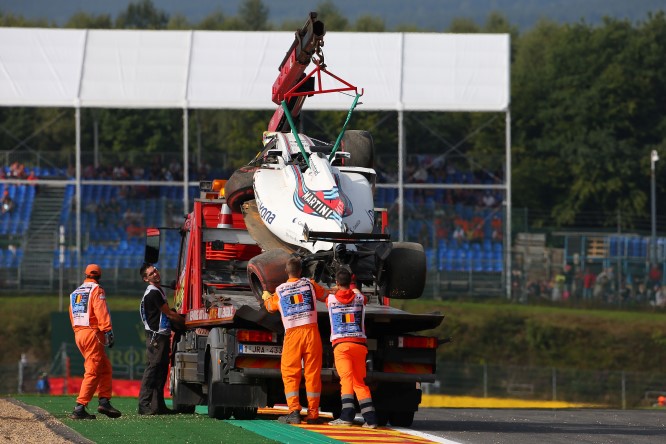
[410,408,666,444]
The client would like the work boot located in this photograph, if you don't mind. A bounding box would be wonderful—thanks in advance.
[70,405,96,420]
[329,418,353,426]
[97,398,122,418]
[277,410,302,424]
[157,407,178,415]
[306,416,327,425]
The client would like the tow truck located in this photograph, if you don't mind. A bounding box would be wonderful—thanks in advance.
[146,12,446,427]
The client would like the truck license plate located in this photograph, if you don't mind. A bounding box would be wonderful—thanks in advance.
[238,344,282,355]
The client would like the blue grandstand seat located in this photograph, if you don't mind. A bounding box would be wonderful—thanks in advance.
[492,251,503,272]
[472,249,483,272]
[455,249,468,272]
[483,251,494,272]
[425,248,436,271]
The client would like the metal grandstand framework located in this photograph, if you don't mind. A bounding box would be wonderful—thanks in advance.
[0,28,511,296]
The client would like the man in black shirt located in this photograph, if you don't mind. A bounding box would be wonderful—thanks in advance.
[137,263,184,415]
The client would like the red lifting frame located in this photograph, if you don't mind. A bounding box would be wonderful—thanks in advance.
[281,63,363,102]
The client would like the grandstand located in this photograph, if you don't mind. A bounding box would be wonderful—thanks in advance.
[1,168,663,299]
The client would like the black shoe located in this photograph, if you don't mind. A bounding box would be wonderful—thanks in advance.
[306,417,327,425]
[278,410,302,424]
[70,407,96,420]
[98,401,122,418]
[138,408,157,415]
[157,407,178,415]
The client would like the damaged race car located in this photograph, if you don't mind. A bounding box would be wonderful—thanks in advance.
[224,12,426,302]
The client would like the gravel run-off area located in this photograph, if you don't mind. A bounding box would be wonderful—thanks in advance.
[0,398,92,444]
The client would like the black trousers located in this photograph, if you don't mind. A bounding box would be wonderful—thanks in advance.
[138,331,170,413]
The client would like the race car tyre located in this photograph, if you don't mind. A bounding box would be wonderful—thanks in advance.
[208,361,232,420]
[381,242,426,299]
[340,130,374,169]
[225,165,258,213]
[247,249,291,301]
[233,407,258,420]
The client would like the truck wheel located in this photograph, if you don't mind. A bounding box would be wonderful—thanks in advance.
[376,410,389,426]
[173,401,196,414]
[170,368,197,413]
[233,407,258,420]
[225,166,257,213]
[207,361,232,420]
[170,368,196,413]
[340,130,374,168]
[380,242,426,299]
[389,411,415,427]
[247,249,291,301]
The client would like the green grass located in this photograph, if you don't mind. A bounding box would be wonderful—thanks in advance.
[13,395,281,444]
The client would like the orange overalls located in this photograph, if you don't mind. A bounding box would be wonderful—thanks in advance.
[265,277,328,420]
[327,288,376,424]
[69,279,114,406]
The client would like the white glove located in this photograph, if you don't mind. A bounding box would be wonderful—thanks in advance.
[262,291,272,301]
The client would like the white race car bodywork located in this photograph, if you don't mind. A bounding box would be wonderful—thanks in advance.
[253,132,375,253]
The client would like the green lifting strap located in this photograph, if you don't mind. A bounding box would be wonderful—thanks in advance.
[280,100,310,169]
[329,93,362,163]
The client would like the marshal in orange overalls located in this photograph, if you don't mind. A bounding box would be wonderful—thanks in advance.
[265,276,328,422]
[69,274,114,407]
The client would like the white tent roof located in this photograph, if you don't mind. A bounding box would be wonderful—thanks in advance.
[0,28,509,111]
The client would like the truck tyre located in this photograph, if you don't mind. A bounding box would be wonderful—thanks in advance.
[340,130,374,168]
[380,242,426,299]
[208,361,232,420]
[233,407,258,420]
[389,411,415,427]
[225,166,257,213]
[170,372,196,414]
[247,249,291,301]
[375,410,389,426]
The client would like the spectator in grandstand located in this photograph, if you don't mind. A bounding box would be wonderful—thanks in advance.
[649,284,665,307]
[582,267,596,300]
[468,213,484,244]
[563,263,574,300]
[482,190,496,207]
[647,263,662,295]
[618,279,632,306]
[594,267,613,302]
[433,211,449,241]
[635,280,648,304]
[452,224,466,246]
[112,163,130,180]
[26,170,37,182]
[9,161,26,179]
[1,190,15,214]
[552,269,565,302]
[491,215,503,242]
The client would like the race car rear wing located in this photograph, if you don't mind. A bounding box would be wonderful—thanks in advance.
[302,224,390,244]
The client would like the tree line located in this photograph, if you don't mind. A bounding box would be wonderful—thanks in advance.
[1,0,665,233]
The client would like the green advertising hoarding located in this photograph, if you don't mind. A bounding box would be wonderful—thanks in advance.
[51,311,149,379]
